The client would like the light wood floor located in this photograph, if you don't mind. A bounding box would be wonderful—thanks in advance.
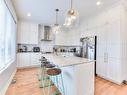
[5,68,127,95]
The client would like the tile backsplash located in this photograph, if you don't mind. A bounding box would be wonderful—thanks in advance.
[39,41,54,52]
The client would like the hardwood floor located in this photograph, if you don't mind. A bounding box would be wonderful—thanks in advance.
[5,68,127,95]
[95,77,127,95]
[5,68,57,95]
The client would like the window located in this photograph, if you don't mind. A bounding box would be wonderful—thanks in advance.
[0,0,16,70]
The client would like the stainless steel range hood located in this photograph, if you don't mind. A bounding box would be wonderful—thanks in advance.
[39,24,52,41]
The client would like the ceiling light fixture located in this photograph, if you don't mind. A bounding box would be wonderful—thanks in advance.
[27,13,31,17]
[52,9,61,34]
[64,0,78,27]
[96,1,101,6]
[68,0,77,20]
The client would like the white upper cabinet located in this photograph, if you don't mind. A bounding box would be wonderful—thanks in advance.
[17,21,39,44]
[29,23,39,44]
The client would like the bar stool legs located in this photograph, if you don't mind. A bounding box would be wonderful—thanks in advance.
[40,62,56,88]
[47,68,65,95]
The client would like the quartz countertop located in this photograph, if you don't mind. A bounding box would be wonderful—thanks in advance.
[41,54,95,67]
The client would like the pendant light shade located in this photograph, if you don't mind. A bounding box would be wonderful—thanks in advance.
[52,9,61,34]
[52,24,61,34]
[67,9,77,20]
[64,0,78,27]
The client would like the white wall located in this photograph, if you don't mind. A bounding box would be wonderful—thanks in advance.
[55,27,81,46]
[0,0,17,95]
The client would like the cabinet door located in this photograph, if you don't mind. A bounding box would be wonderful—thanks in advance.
[107,58,122,84]
[107,20,121,59]
[61,66,75,95]
[75,63,94,95]
[30,53,41,66]
[17,53,22,67]
[96,56,107,78]
[39,24,44,41]
[29,24,39,44]
[96,25,108,57]
[106,20,122,83]
[17,22,30,44]
[17,53,30,67]
[22,22,30,44]
[17,22,22,43]
[96,25,108,77]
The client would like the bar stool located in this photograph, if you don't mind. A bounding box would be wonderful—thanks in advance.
[38,57,48,81]
[47,68,65,95]
[40,62,56,88]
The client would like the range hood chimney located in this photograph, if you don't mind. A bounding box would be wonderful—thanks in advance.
[39,24,52,41]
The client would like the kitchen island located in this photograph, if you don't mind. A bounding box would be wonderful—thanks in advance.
[42,54,95,95]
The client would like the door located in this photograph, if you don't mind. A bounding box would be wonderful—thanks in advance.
[96,25,108,78]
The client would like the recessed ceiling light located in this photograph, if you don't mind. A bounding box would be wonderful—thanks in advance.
[27,13,31,17]
[96,1,101,6]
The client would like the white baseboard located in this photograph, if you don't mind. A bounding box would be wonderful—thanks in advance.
[97,74,122,85]
[0,69,17,95]
[17,65,41,69]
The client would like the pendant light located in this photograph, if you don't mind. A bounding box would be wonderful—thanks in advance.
[64,0,78,26]
[67,0,77,20]
[52,9,61,34]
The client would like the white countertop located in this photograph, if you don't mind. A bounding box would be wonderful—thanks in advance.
[41,54,94,67]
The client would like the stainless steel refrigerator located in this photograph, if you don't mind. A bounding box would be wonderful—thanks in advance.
[80,36,97,75]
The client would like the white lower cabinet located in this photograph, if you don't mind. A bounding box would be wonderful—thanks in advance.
[96,56,107,78]
[31,53,41,66]
[97,57,122,84]
[107,58,122,83]
[17,53,41,68]
[17,53,30,67]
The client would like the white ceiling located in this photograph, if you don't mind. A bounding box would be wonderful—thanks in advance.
[12,0,120,25]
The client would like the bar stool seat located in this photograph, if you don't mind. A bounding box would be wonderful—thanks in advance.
[41,61,50,67]
[47,68,61,76]
[44,63,56,68]
[40,59,47,63]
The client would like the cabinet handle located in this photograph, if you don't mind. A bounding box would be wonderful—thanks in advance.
[104,53,106,63]
[106,53,108,63]
[104,52,108,63]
